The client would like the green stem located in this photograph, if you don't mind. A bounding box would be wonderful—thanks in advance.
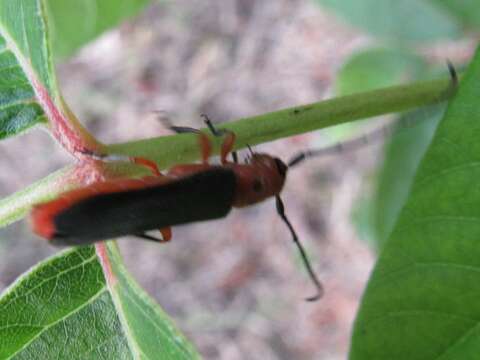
[0,76,454,228]
[108,76,453,169]
[0,167,70,228]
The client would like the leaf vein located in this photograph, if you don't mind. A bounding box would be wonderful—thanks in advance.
[372,261,480,291]
[364,309,478,325]
[0,98,38,111]
[433,321,480,359]
[5,288,108,360]
[395,215,480,235]
[3,253,97,305]
[413,161,480,193]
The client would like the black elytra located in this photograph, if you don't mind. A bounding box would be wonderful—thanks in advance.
[51,168,236,246]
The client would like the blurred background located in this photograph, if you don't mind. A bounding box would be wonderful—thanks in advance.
[0,1,477,359]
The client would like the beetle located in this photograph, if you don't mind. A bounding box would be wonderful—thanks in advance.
[31,116,324,301]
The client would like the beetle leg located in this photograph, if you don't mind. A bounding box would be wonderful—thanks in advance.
[159,227,172,242]
[163,113,238,164]
[220,132,236,165]
[131,157,161,176]
[201,114,237,164]
[169,125,201,134]
[76,146,162,177]
[135,233,163,242]
[196,132,212,164]
[135,228,172,243]
[164,119,212,165]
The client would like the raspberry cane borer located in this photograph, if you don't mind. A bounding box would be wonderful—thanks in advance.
[31,115,325,301]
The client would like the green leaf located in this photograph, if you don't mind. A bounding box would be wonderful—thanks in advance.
[435,0,480,29]
[0,0,99,152]
[368,64,457,250]
[372,106,443,250]
[320,49,449,251]
[336,48,427,95]
[0,245,199,359]
[350,47,480,359]
[315,0,461,43]
[46,0,151,59]
[0,1,57,97]
[106,244,200,359]
[0,0,50,139]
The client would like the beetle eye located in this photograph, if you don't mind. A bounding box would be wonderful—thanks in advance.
[253,179,263,192]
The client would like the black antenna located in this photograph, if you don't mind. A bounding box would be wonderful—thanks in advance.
[287,123,391,167]
[445,60,458,94]
[275,195,324,301]
[288,61,459,168]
